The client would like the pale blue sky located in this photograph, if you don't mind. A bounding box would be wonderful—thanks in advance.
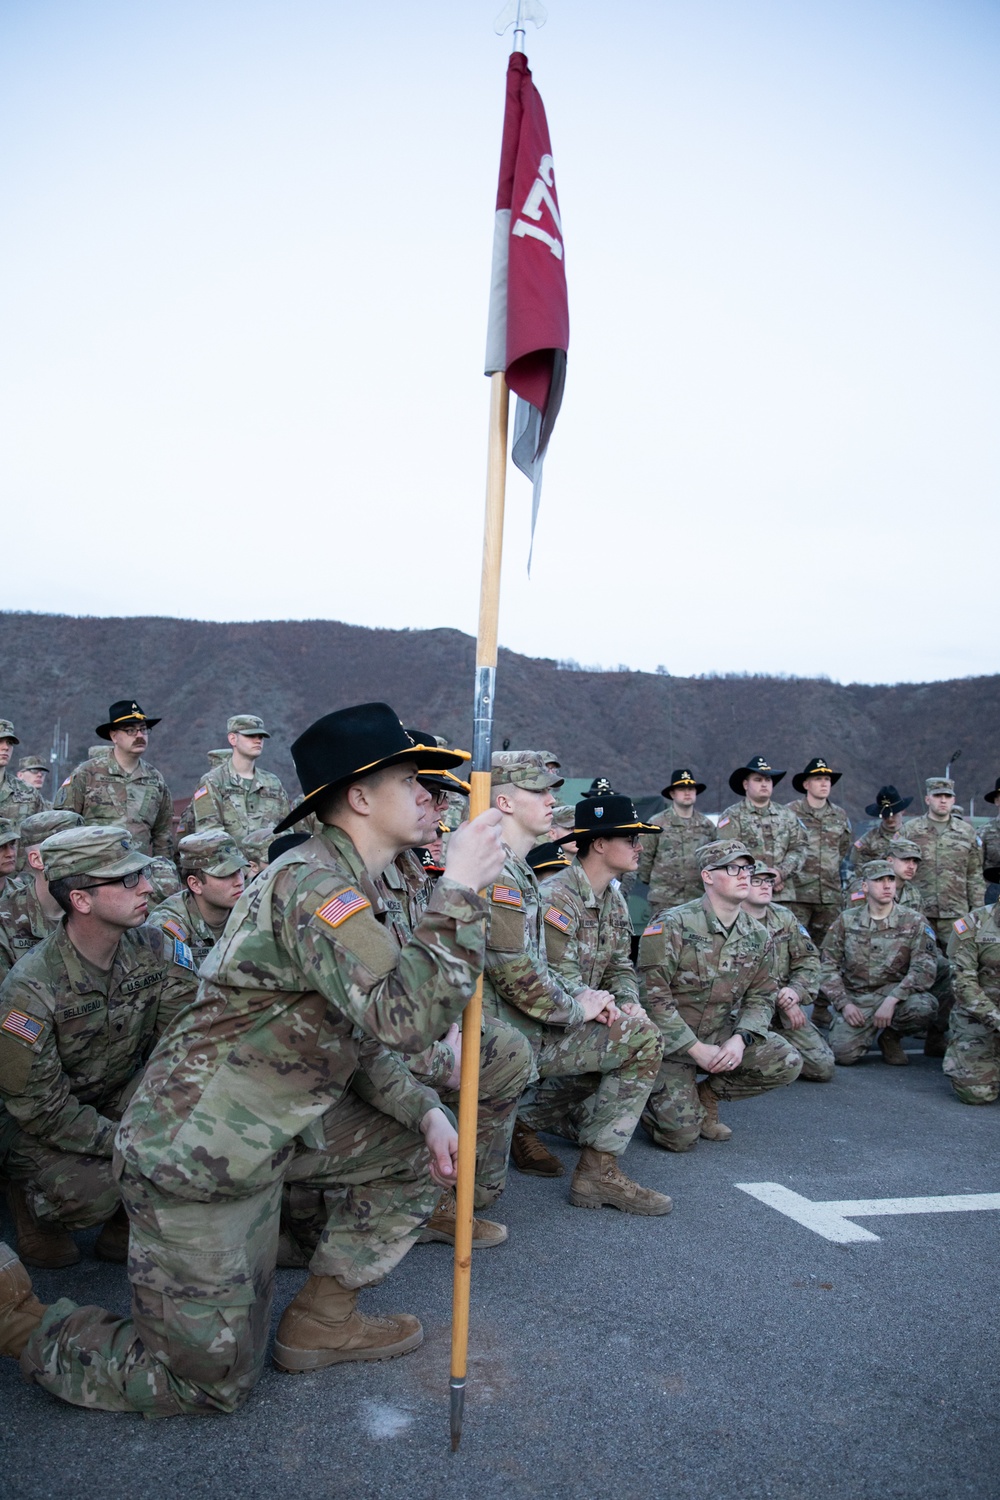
[2,1,997,683]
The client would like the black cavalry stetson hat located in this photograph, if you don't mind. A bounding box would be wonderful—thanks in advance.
[792,756,842,794]
[581,776,615,800]
[984,778,1000,806]
[95,700,161,740]
[864,784,912,819]
[273,703,467,833]
[661,768,707,797]
[527,841,572,876]
[405,727,471,797]
[729,755,785,797]
[570,793,659,839]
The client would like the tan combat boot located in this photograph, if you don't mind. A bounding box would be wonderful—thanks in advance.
[417,1189,508,1248]
[0,1242,47,1359]
[510,1121,564,1177]
[878,1028,909,1066]
[697,1081,733,1141]
[272,1275,423,1374]
[5,1185,80,1269]
[93,1204,130,1263]
[569,1147,672,1215]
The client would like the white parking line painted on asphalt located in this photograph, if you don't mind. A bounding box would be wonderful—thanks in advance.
[735,1182,1000,1244]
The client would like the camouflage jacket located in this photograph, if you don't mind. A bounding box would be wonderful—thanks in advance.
[843,876,924,912]
[56,754,174,859]
[0,772,45,833]
[482,847,586,1045]
[780,799,851,906]
[116,824,485,1200]
[636,804,717,910]
[145,889,228,1037]
[818,904,937,1008]
[0,878,58,978]
[901,814,985,918]
[980,821,1000,878]
[850,822,898,871]
[716,800,807,882]
[189,756,291,851]
[637,897,777,1056]
[948,904,1000,1031]
[755,901,820,1004]
[0,920,193,1158]
[538,861,638,1006]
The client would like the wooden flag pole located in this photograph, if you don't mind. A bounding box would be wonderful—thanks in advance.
[450,369,510,1451]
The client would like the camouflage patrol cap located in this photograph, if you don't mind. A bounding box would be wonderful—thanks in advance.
[925,777,954,795]
[861,859,896,880]
[207,748,230,765]
[177,830,249,877]
[0,818,18,848]
[19,810,83,848]
[228,715,270,738]
[0,720,19,745]
[491,751,564,792]
[88,745,110,759]
[492,749,561,771]
[17,756,48,774]
[41,826,153,883]
[242,828,274,865]
[697,839,755,871]
[752,859,779,879]
[888,839,921,861]
[550,804,576,830]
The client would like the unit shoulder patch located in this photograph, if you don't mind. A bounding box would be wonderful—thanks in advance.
[798,925,811,938]
[490,884,523,909]
[544,906,571,932]
[0,1009,45,1046]
[316,887,371,929]
[172,939,195,971]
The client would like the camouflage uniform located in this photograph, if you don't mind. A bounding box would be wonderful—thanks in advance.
[19,825,485,1415]
[943,905,1000,1104]
[755,901,834,1081]
[145,889,226,1037]
[715,800,807,887]
[637,804,718,911]
[482,848,662,1155]
[0,879,56,978]
[780,798,852,946]
[819,904,938,1063]
[902,812,984,948]
[0,772,44,838]
[0,919,192,1232]
[637,897,800,1150]
[56,755,174,859]
[850,822,899,872]
[189,755,291,852]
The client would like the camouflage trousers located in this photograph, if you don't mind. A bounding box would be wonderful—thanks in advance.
[517,1011,663,1155]
[771,1012,835,1082]
[434,1018,533,1207]
[828,990,937,1065]
[641,1032,802,1152]
[20,1093,436,1416]
[0,1110,119,1228]
[942,1010,1000,1105]
[783,901,841,948]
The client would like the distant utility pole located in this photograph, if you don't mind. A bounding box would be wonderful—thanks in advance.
[946,748,961,779]
[49,720,69,790]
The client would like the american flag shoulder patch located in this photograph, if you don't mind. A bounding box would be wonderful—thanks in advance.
[717,817,730,829]
[544,906,571,932]
[1,1009,45,1045]
[953,918,969,934]
[193,786,209,801]
[643,920,664,936]
[850,891,865,902]
[162,918,187,942]
[491,884,523,909]
[854,839,863,849]
[316,887,371,929]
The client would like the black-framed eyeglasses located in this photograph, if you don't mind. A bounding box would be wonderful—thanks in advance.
[118,724,150,736]
[722,862,754,877]
[79,871,144,891]
[750,874,775,887]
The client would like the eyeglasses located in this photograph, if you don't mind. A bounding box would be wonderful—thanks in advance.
[119,724,149,736]
[721,863,754,877]
[78,871,144,891]
[749,874,775,886]
[611,834,641,848]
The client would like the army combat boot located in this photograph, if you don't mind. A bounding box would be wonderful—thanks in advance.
[697,1081,733,1141]
[510,1121,564,1177]
[569,1147,672,1215]
[0,1242,47,1359]
[417,1190,508,1248]
[93,1204,130,1263]
[272,1275,423,1373]
[878,1028,909,1066]
[5,1185,80,1269]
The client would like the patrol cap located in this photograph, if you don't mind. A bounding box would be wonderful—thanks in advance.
[550,804,576,830]
[888,839,921,861]
[17,756,48,774]
[491,749,561,772]
[0,818,18,848]
[925,777,955,795]
[41,826,153,883]
[491,752,564,792]
[0,720,20,745]
[19,810,83,848]
[697,839,755,871]
[207,748,230,765]
[752,859,779,879]
[861,859,896,881]
[228,714,270,737]
[242,828,274,865]
[177,830,248,877]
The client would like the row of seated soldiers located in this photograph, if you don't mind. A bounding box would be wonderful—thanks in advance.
[0,704,998,1418]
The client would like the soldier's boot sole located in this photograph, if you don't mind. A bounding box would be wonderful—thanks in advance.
[0,1242,47,1359]
[510,1124,564,1177]
[696,1083,733,1142]
[568,1148,673,1216]
[93,1206,129,1264]
[5,1186,80,1270]
[273,1314,423,1373]
[878,1028,909,1066]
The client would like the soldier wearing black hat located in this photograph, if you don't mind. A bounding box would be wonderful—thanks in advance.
[55,701,174,862]
[850,786,913,873]
[717,756,807,895]
[779,759,852,1027]
[636,769,716,912]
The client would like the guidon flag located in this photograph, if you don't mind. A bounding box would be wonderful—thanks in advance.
[484,50,569,563]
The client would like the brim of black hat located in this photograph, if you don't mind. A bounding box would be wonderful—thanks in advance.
[792,769,842,794]
[984,866,1000,884]
[661,780,707,797]
[984,790,1000,805]
[729,768,786,796]
[417,770,471,796]
[865,797,912,817]
[570,819,660,837]
[95,716,161,740]
[273,744,466,833]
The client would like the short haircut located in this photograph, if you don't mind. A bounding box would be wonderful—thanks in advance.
[48,873,95,916]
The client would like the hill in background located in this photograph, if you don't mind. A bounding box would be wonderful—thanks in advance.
[3,613,998,827]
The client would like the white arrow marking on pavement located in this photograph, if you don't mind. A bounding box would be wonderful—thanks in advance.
[735,1182,1000,1244]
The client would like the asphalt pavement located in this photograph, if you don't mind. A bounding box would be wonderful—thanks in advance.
[1,1045,998,1500]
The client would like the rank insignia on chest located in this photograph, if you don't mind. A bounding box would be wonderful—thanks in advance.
[161,918,187,942]
[1,1009,45,1045]
[544,906,571,932]
[491,885,523,908]
[316,887,371,929]
[172,940,195,971]
[953,918,969,934]
[643,920,664,936]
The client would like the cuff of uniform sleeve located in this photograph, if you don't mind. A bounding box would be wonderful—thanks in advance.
[409,1040,455,1089]
[427,878,487,950]
[562,995,586,1028]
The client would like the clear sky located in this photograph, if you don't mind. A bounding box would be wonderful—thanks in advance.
[2,0,997,684]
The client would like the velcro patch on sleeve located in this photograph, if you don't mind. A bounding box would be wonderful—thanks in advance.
[953,918,968,934]
[60,776,71,788]
[491,884,523,909]
[193,786,209,801]
[172,939,195,971]
[850,891,865,902]
[316,887,371,929]
[853,839,863,849]
[544,906,571,932]
[798,925,811,938]
[162,918,187,942]
[643,920,664,936]
[716,817,730,829]
[0,1009,45,1045]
